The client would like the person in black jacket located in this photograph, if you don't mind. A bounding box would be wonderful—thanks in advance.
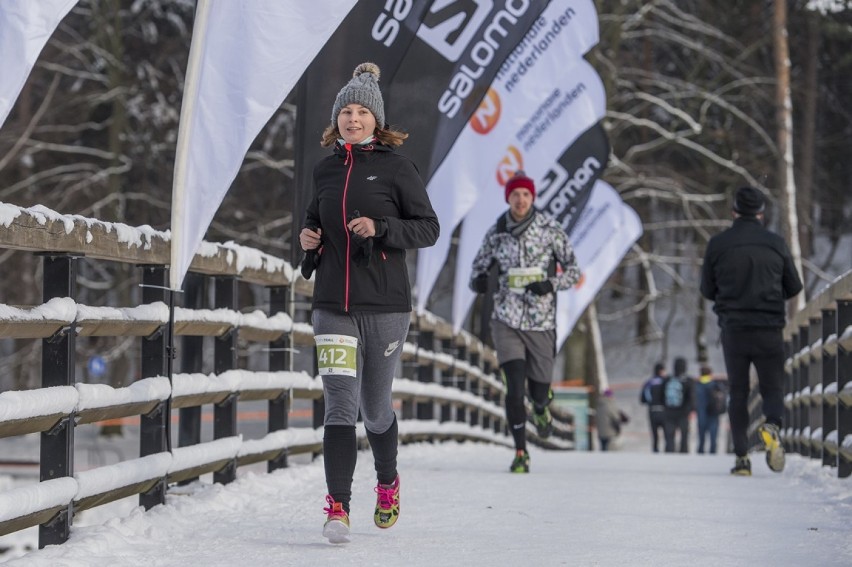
[662,357,694,453]
[701,186,802,476]
[299,62,439,543]
[639,362,667,452]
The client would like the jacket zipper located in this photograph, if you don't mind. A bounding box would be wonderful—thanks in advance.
[342,143,354,312]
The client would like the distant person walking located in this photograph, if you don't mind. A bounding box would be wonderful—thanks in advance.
[596,388,629,451]
[694,364,727,454]
[300,62,439,542]
[663,357,694,453]
[469,170,580,473]
[701,186,803,476]
[639,362,667,453]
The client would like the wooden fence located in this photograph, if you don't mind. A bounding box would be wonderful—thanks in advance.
[743,269,852,477]
[778,270,852,477]
[0,203,575,549]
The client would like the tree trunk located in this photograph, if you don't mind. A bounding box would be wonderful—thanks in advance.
[797,11,820,275]
[773,0,806,308]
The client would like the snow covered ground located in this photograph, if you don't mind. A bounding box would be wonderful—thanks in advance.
[2,442,850,566]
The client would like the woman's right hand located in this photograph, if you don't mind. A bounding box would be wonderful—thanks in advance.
[300,227,322,251]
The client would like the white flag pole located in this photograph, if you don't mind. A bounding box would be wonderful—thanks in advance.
[169,0,212,293]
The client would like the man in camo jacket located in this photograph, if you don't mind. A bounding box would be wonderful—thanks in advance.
[469,170,580,473]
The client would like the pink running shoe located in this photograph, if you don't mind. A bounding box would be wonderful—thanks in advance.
[373,475,400,529]
[323,495,350,544]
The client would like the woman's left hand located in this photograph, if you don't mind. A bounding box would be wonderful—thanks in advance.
[347,216,376,238]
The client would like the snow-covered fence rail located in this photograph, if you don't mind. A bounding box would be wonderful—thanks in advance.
[0,203,577,550]
[780,269,852,478]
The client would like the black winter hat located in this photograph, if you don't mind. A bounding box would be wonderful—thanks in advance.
[733,186,765,216]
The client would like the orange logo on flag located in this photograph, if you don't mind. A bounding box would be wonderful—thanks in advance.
[496,146,524,186]
[470,88,501,135]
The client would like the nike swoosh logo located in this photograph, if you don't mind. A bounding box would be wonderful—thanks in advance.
[384,340,400,357]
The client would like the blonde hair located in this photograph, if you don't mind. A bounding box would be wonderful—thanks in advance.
[320,124,409,148]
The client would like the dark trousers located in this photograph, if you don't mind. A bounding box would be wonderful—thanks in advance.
[663,411,689,453]
[648,409,665,452]
[697,414,720,454]
[721,327,785,457]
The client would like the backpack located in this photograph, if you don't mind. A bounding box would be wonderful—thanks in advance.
[708,383,728,416]
[642,382,652,404]
[664,378,685,409]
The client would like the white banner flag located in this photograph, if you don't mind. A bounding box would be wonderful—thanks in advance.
[554,180,643,347]
[450,56,607,331]
[169,0,357,291]
[0,0,78,129]
[415,0,600,314]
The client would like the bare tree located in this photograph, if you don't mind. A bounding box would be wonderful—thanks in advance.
[773,0,806,310]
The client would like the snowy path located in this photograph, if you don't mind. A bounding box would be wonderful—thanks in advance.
[4,444,852,566]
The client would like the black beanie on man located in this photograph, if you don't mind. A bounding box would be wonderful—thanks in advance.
[733,186,765,216]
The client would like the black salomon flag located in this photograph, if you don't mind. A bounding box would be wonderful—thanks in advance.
[386,0,550,181]
[536,121,610,235]
[293,1,550,263]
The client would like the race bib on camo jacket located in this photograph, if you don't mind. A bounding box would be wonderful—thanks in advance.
[507,267,545,294]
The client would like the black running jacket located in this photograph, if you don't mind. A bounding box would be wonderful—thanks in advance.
[304,140,439,313]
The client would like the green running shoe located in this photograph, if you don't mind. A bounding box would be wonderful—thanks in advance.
[532,406,553,439]
[759,423,785,473]
[510,450,530,473]
[374,475,400,529]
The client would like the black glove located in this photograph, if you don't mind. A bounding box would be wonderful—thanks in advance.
[301,250,319,280]
[300,223,321,279]
[470,274,489,294]
[347,209,373,268]
[525,280,553,296]
[350,233,373,267]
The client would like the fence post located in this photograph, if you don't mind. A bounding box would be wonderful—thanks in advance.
[470,349,485,430]
[38,253,76,548]
[214,276,238,484]
[798,322,810,457]
[417,327,436,420]
[268,285,290,472]
[439,337,453,423]
[783,331,794,453]
[837,299,852,479]
[808,316,822,459]
[178,272,204,484]
[139,265,170,510]
[821,307,836,469]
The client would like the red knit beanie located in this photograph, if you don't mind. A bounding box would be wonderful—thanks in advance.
[504,170,535,202]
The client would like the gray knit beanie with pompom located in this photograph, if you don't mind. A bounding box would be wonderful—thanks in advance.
[331,62,385,129]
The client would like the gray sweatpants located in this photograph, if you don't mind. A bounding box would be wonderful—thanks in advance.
[312,309,410,434]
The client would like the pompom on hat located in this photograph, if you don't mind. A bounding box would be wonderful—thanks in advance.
[331,62,385,130]
[733,186,765,216]
[504,170,535,202]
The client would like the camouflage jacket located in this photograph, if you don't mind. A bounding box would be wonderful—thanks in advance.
[470,210,580,331]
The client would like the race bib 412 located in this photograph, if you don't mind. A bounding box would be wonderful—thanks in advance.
[315,334,358,377]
